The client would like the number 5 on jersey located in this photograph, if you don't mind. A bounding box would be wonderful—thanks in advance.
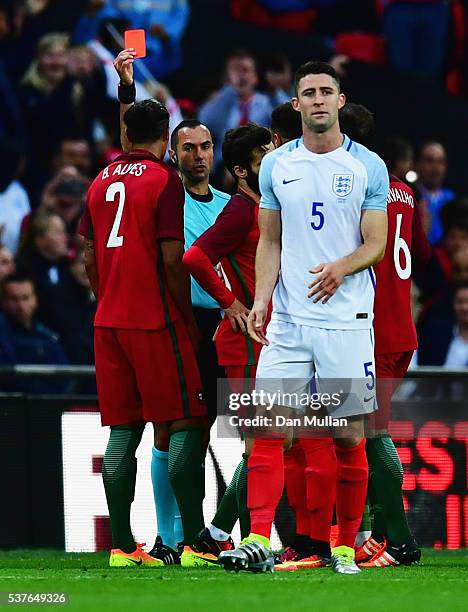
[106,182,125,248]
[311,201,324,230]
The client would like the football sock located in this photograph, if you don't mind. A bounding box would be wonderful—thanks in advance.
[367,476,386,542]
[151,447,180,550]
[102,423,145,553]
[299,438,336,543]
[284,442,309,536]
[208,524,231,541]
[211,457,244,535]
[236,454,250,539]
[366,436,411,546]
[247,438,284,539]
[168,428,205,545]
[335,439,369,548]
[359,503,372,532]
[174,512,184,546]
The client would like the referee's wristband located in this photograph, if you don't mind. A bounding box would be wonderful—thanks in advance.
[118,81,136,104]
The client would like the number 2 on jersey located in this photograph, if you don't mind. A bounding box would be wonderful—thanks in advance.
[394,213,411,280]
[106,182,125,248]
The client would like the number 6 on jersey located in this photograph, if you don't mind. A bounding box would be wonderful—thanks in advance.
[106,182,126,248]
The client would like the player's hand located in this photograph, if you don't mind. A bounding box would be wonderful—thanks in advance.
[247,302,269,345]
[113,48,135,85]
[307,260,347,304]
[224,298,250,334]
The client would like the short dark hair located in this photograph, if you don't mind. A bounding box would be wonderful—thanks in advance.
[2,273,35,294]
[339,103,375,149]
[379,136,413,172]
[170,119,210,151]
[294,60,340,94]
[124,99,169,145]
[222,123,272,179]
[226,48,256,66]
[270,102,302,142]
[415,140,446,162]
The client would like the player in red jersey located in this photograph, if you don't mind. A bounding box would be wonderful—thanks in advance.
[339,103,431,568]
[80,95,208,568]
[182,123,274,564]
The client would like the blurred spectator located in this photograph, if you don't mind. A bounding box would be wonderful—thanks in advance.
[199,49,273,171]
[0,246,15,285]
[73,0,110,44]
[418,277,468,366]
[383,0,451,80]
[270,101,302,147]
[0,273,68,392]
[53,137,93,178]
[415,141,455,244]
[16,212,76,336]
[38,166,89,237]
[0,139,30,255]
[19,32,95,203]
[260,52,293,106]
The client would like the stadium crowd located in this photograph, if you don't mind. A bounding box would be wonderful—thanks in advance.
[0,0,467,378]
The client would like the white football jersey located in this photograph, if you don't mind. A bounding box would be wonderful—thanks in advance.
[260,134,389,330]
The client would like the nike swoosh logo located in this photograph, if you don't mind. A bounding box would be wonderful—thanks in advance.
[128,558,143,565]
[283,178,302,184]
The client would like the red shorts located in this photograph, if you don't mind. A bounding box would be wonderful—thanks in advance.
[94,322,206,426]
[371,350,414,432]
[224,364,257,384]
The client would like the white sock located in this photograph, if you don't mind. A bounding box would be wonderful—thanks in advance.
[355,530,372,547]
[208,523,230,541]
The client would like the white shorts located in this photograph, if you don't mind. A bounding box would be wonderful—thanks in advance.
[255,319,376,417]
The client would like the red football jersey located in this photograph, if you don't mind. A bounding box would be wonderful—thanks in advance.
[79,149,185,330]
[195,189,266,367]
[373,176,429,354]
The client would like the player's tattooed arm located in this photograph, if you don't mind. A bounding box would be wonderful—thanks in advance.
[248,209,281,345]
[114,49,136,153]
[84,239,99,298]
[307,209,387,303]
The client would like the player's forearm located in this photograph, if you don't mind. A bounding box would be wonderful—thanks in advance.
[254,234,280,306]
[341,239,386,276]
[119,102,133,153]
[183,246,235,309]
[165,261,197,327]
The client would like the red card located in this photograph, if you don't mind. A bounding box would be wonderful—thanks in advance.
[124,29,146,58]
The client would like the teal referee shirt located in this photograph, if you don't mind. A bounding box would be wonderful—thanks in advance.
[184,186,230,308]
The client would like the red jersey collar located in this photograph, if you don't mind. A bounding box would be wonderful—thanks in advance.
[236,187,259,205]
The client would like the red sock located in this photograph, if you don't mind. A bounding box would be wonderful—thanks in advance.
[247,438,284,539]
[335,439,368,548]
[284,442,309,535]
[299,438,337,543]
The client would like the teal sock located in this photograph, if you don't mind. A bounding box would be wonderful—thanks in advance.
[168,428,205,545]
[102,423,144,553]
[366,436,411,546]
[151,447,181,550]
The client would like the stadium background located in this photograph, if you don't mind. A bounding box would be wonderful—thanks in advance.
[1,0,468,553]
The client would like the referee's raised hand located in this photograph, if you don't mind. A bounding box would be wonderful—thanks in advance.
[113,48,136,85]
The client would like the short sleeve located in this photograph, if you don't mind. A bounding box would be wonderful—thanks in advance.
[78,200,93,239]
[362,154,389,212]
[195,197,254,264]
[259,150,281,211]
[156,170,185,241]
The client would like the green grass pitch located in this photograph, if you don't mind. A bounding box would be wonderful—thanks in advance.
[0,550,467,611]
